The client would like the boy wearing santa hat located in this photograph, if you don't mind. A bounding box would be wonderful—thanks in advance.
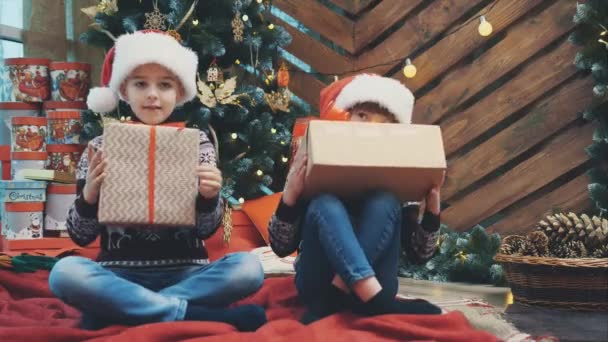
[269,74,444,323]
[48,30,266,331]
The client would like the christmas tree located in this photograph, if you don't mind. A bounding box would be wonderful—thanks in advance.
[79,0,306,202]
[399,225,506,286]
[570,1,608,213]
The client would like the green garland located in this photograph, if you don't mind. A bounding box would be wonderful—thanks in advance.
[400,225,506,286]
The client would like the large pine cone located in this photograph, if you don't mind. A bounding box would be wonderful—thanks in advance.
[536,212,607,256]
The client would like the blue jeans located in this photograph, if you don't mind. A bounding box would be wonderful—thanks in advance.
[295,191,401,304]
[49,252,264,328]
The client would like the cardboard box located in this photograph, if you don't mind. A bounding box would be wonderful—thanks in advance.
[98,123,199,226]
[301,121,446,202]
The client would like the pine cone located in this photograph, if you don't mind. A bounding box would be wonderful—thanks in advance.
[500,235,526,255]
[524,231,550,257]
[550,240,588,258]
[536,212,608,255]
[591,245,608,258]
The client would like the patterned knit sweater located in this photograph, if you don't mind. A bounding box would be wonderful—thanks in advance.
[66,129,223,267]
[268,198,440,264]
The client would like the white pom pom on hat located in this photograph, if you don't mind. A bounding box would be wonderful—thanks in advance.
[86,87,119,113]
[86,29,199,113]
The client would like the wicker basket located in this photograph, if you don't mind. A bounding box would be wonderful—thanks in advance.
[494,254,608,311]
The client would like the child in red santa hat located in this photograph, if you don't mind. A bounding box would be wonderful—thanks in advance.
[269,74,444,323]
[48,30,266,331]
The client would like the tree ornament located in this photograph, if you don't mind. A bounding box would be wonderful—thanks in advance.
[232,15,245,42]
[98,0,118,15]
[278,62,290,88]
[166,29,181,42]
[197,74,243,108]
[222,201,233,243]
[144,1,168,31]
[264,69,275,85]
[206,59,223,83]
[81,0,118,19]
[264,88,291,113]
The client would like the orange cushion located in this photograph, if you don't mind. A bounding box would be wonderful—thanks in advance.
[241,193,283,244]
[205,210,266,261]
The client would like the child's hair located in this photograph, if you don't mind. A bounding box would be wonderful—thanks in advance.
[347,102,398,123]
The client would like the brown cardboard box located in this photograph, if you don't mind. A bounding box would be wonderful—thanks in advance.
[301,120,446,202]
[98,123,199,226]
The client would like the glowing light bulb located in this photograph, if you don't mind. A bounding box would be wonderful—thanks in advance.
[478,16,493,37]
[402,58,417,79]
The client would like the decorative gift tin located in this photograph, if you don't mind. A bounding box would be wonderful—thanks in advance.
[3,58,51,102]
[1,202,44,239]
[44,183,76,232]
[49,62,91,102]
[0,146,10,180]
[0,180,47,235]
[46,144,83,175]
[43,101,87,112]
[11,116,47,152]
[11,152,48,180]
[47,110,83,145]
[0,102,41,145]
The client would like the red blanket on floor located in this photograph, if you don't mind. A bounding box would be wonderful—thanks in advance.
[0,269,498,342]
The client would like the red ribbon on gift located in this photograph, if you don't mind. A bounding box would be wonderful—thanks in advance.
[126,121,187,224]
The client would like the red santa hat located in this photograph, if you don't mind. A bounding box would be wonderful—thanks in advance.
[319,73,414,123]
[86,29,198,113]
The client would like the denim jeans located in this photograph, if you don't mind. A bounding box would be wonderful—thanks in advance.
[294,191,401,304]
[48,252,264,328]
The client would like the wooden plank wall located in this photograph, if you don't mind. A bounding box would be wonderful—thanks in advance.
[274,0,593,235]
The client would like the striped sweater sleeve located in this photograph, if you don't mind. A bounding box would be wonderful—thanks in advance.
[66,136,103,247]
[194,130,224,240]
[268,197,304,257]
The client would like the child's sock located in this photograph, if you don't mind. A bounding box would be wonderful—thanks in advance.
[352,288,442,316]
[300,286,348,325]
[184,303,267,331]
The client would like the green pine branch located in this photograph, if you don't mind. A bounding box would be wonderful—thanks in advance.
[399,225,506,286]
[571,1,608,213]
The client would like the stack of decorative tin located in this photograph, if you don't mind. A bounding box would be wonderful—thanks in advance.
[0,58,90,241]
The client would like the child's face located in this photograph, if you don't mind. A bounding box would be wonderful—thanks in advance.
[121,63,183,125]
[348,103,397,123]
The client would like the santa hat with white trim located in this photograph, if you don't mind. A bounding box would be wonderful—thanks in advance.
[86,29,198,113]
[319,73,414,123]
